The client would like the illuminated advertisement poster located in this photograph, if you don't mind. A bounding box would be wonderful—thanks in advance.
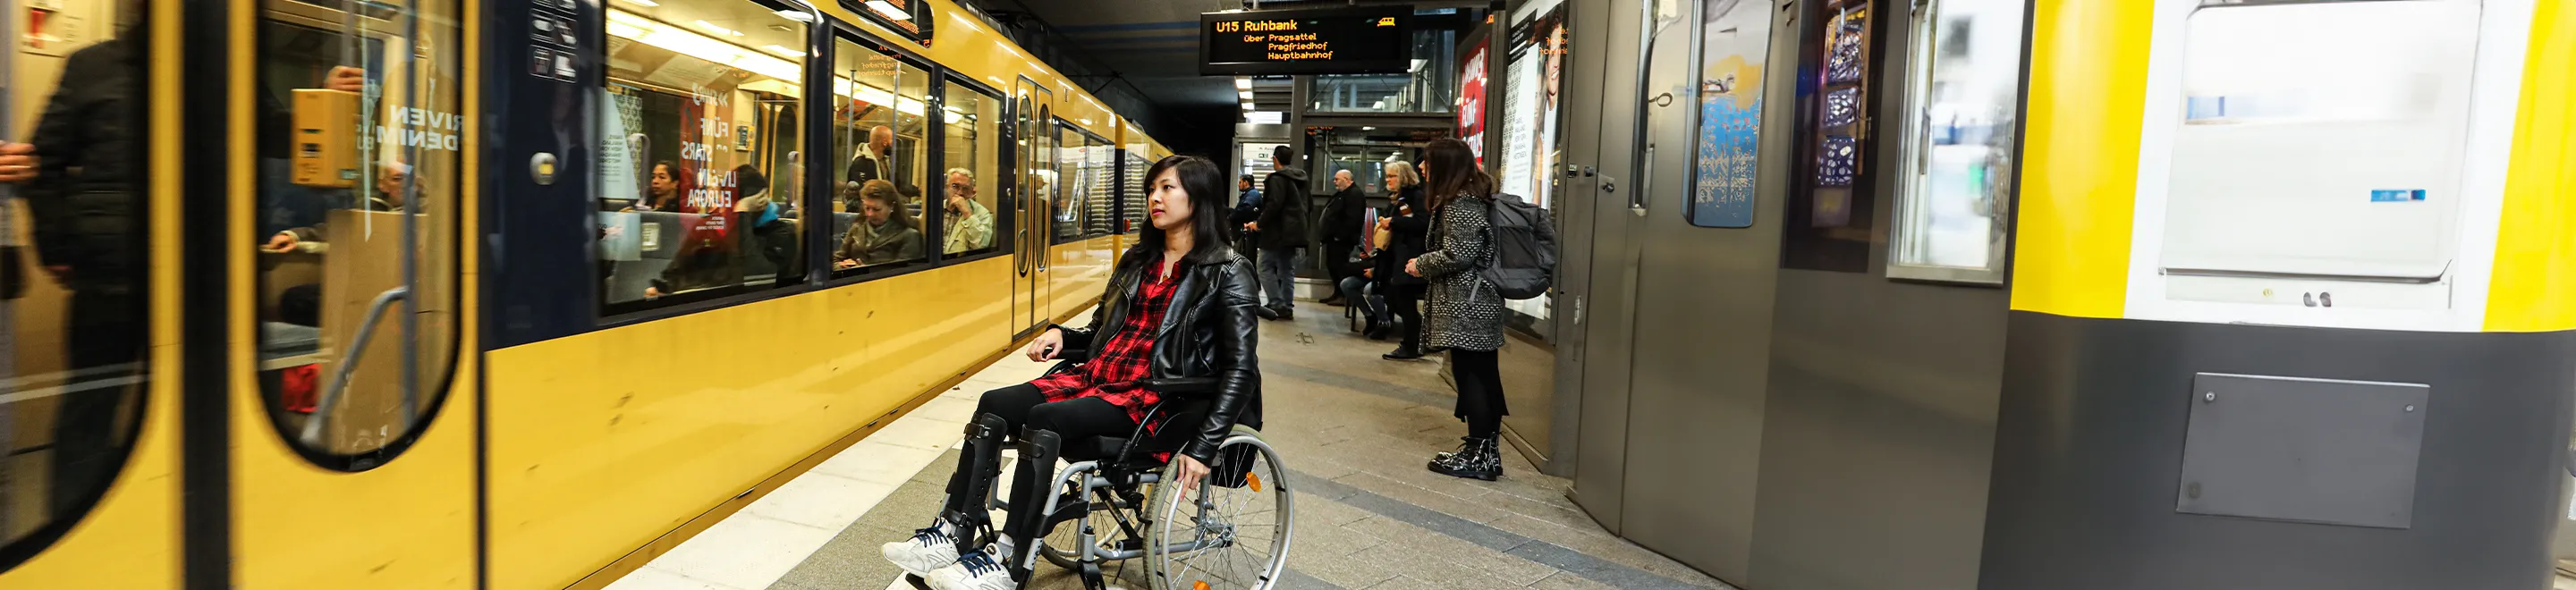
[1688,0,1771,228]
[1531,10,1567,210]
[1501,54,1536,200]
[1457,38,1490,165]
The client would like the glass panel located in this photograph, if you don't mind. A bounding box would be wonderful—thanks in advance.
[0,0,148,559]
[1121,151,1147,234]
[251,0,467,464]
[1084,135,1113,238]
[1306,28,1460,114]
[597,0,808,306]
[1688,0,1772,228]
[1887,0,2024,282]
[1050,125,1082,244]
[831,36,928,273]
[1780,0,1877,273]
[938,80,1001,257]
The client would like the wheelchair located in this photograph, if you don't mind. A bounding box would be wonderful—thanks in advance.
[911,358,1295,590]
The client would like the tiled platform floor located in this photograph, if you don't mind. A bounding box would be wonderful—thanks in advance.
[606,300,1733,590]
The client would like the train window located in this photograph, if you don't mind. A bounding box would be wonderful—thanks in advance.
[940,80,1002,257]
[250,0,465,468]
[1120,150,1147,234]
[830,36,929,274]
[1049,124,1083,244]
[597,0,808,310]
[1885,0,2026,285]
[0,1,150,563]
[1780,0,1879,274]
[1084,135,1114,238]
[1685,0,1772,228]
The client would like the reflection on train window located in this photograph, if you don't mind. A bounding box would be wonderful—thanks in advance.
[941,80,1002,257]
[1886,0,2025,284]
[1780,0,1879,273]
[831,36,928,274]
[596,0,808,309]
[252,0,465,468]
[1120,150,1147,234]
[1051,124,1081,244]
[1083,134,1114,239]
[0,0,148,561]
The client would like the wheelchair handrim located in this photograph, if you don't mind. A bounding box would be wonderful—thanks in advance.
[1150,434,1293,590]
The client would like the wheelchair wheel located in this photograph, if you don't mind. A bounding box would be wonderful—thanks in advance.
[1040,485,1143,570]
[1143,426,1292,590]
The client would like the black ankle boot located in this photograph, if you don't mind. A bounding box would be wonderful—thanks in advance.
[1429,436,1501,481]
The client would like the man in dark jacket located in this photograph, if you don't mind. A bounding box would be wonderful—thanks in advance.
[1316,169,1367,305]
[9,32,160,519]
[1229,173,1262,266]
[1247,146,1308,319]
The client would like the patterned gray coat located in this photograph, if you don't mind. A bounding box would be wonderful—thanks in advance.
[1415,192,1506,351]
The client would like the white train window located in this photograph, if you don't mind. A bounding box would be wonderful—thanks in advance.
[2125,0,2530,332]
[1885,0,2027,284]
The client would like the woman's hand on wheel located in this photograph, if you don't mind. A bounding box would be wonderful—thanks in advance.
[1026,327,1064,361]
[1171,454,1211,492]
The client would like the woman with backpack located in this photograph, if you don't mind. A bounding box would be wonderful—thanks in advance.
[1405,138,1509,481]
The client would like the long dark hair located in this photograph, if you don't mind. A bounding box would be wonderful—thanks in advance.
[1137,155,1233,264]
[1422,138,1492,210]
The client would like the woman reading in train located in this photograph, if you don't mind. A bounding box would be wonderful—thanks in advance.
[882,155,1262,590]
[835,179,924,269]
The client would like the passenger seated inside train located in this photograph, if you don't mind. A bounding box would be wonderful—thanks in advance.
[835,179,923,269]
[880,155,1262,590]
[941,168,995,255]
[266,160,417,254]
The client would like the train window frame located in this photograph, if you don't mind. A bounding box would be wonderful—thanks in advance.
[824,28,940,283]
[1883,0,2029,286]
[934,72,1013,264]
[593,0,817,319]
[249,0,470,471]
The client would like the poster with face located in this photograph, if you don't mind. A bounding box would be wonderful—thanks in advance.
[1687,0,1772,228]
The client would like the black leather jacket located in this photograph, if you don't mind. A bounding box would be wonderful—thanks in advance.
[1051,245,1263,464]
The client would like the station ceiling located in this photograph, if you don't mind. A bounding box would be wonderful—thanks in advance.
[965,0,1239,107]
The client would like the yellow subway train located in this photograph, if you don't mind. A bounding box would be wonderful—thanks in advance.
[0,0,1163,587]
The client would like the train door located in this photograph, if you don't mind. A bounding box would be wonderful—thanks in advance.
[228,1,476,587]
[0,1,177,587]
[1011,77,1053,335]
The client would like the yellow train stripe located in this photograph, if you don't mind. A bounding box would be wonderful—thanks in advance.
[2484,4,2576,333]
[2006,0,2155,318]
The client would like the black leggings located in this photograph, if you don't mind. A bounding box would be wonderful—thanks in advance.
[1449,349,1507,438]
[1385,284,1425,350]
[942,384,1139,543]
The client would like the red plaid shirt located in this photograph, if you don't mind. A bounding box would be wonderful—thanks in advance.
[1030,257,1175,437]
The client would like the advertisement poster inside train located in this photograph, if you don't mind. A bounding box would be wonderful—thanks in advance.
[1688,0,1771,228]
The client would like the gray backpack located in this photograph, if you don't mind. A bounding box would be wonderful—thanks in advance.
[1481,193,1555,300]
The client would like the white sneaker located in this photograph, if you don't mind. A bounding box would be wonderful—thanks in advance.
[881,523,961,577]
[925,550,1016,590]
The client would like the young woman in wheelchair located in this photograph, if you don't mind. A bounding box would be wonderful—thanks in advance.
[885,155,1264,590]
